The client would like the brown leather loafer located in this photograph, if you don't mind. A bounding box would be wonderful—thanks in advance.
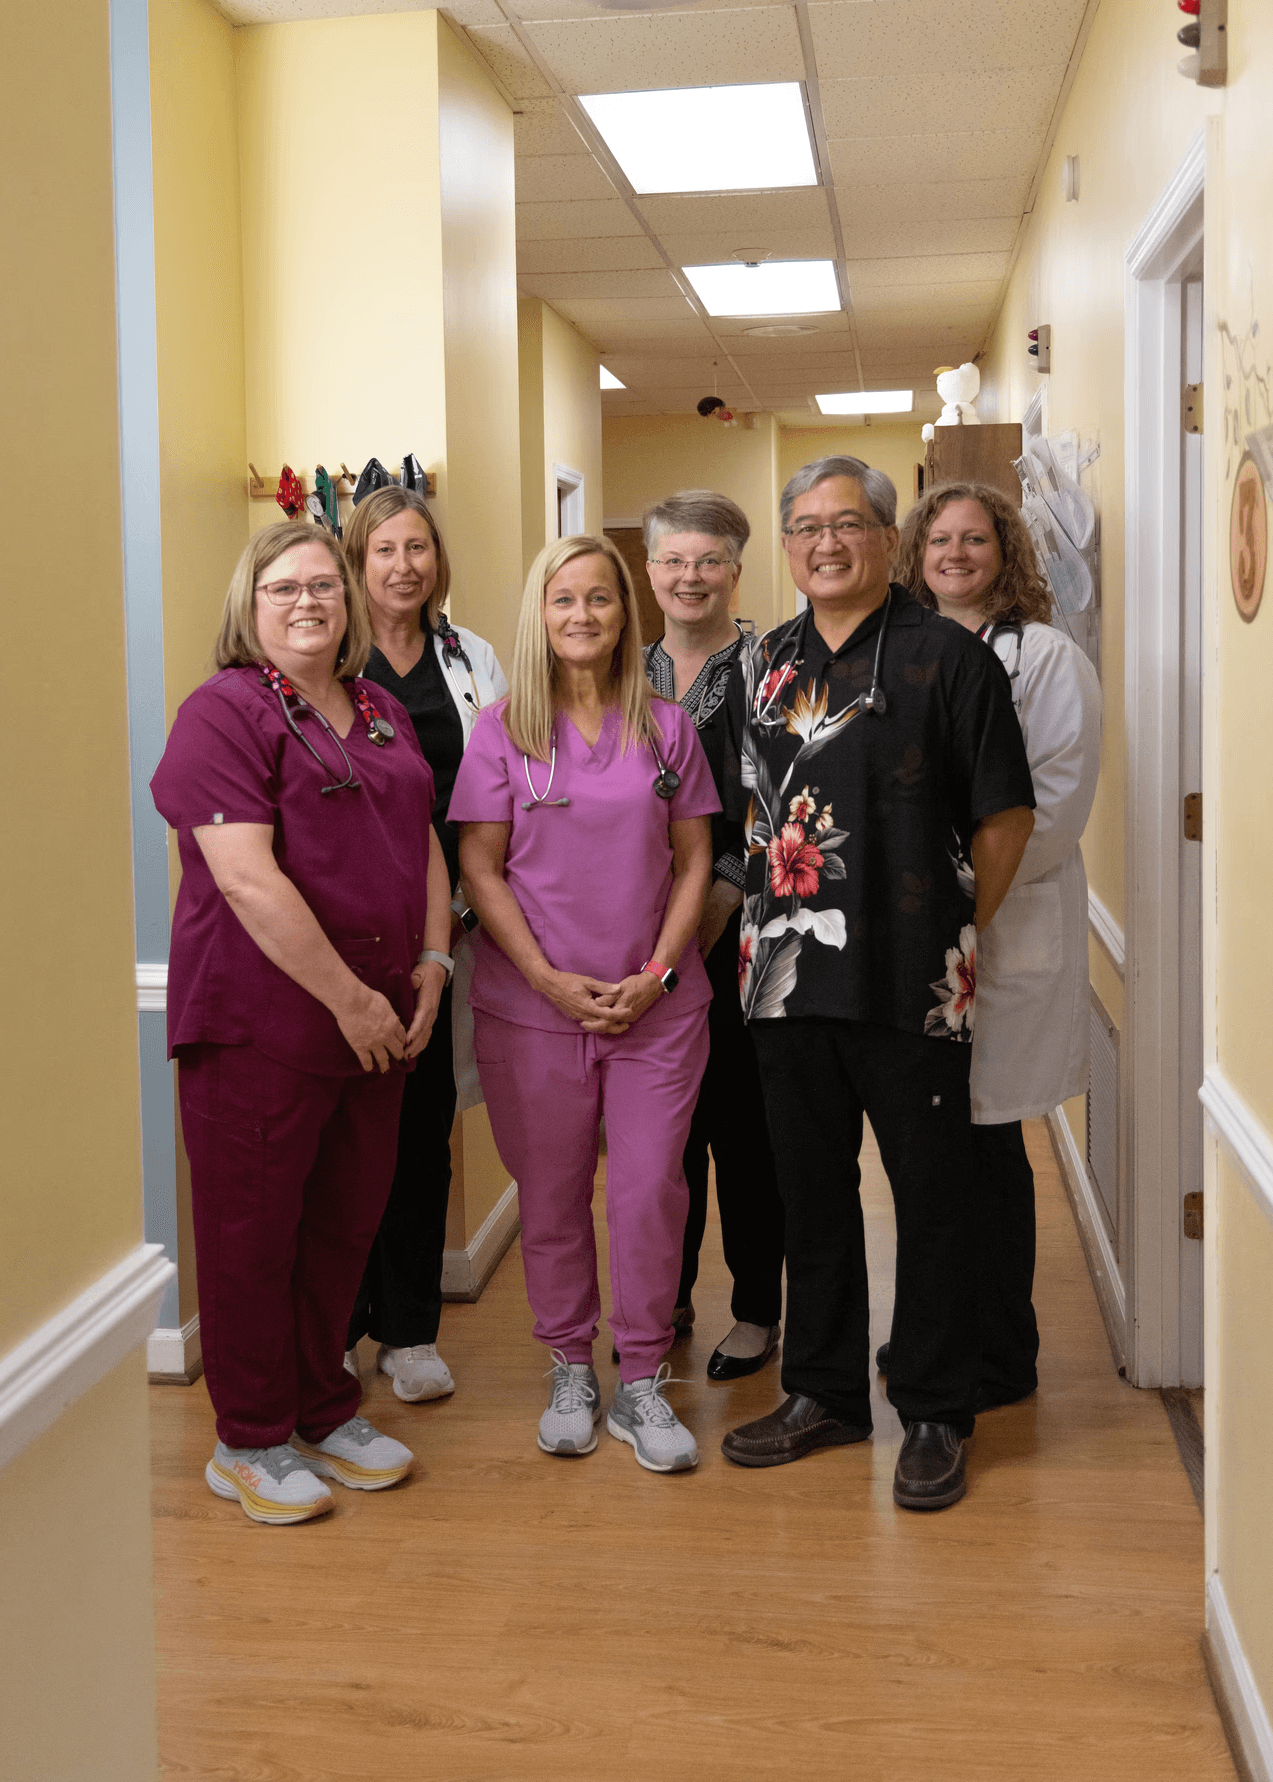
[892,1421,967,1510]
[721,1394,872,1468]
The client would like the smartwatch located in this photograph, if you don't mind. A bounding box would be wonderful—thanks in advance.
[640,958,679,994]
[450,896,480,933]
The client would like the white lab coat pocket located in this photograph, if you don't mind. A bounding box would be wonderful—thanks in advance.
[978,881,1063,984]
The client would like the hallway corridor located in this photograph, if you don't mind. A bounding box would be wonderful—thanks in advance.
[149,1120,1232,1780]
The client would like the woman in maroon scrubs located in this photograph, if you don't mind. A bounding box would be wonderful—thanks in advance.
[151,521,452,1525]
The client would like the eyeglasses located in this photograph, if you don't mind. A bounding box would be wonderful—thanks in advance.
[648,555,735,574]
[256,577,345,606]
[782,518,883,543]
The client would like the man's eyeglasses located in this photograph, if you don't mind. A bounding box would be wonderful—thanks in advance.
[782,518,883,543]
[649,555,735,574]
[256,577,345,606]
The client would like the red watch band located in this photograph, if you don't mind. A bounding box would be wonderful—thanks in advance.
[641,959,669,979]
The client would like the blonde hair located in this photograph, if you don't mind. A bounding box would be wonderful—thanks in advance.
[896,481,1053,627]
[505,534,662,763]
[342,484,451,631]
[214,522,372,677]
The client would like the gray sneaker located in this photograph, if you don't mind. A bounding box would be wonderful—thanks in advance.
[607,1364,698,1473]
[205,1442,333,1524]
[538,1349,601,1456]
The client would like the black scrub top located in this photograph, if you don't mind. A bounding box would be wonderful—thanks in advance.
[363,628,465,889]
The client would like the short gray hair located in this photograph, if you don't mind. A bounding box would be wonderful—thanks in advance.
[780,455,897,530]
[642,489,751,560]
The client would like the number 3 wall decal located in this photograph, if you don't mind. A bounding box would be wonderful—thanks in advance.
[1230,453,1268,623]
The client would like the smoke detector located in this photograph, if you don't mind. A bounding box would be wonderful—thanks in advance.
[743,323,819,338]
[731,248,773,267]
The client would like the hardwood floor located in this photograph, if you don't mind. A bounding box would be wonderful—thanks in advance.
[150,1120,1233,1781]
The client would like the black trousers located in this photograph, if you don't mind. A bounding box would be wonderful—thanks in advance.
[677,909,784,1326]
[971,1119,1039,1400]
[346,986,456,1351]
[751,1018,977,1435]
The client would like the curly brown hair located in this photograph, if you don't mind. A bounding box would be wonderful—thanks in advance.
[895,480,1052,626]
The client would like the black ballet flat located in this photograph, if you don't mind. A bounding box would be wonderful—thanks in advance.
[706,1325,781,1382]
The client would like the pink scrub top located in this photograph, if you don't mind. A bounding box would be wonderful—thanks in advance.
[448,699,719,1034]
[151,665,435,1076]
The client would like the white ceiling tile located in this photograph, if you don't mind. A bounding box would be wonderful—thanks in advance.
[552,296,701,333]
[464,24,554,98]
[711,310,851,338]
[517,236,667,273]
[850,280,1003,313]
[512,0,797,17]
[807,0,1089,77]
[525,10,805,95]
[516,153,618,203]
[837,176,1032,223]
[656,226,837,266]
[827,128,1045,188]
[841,215,1019,256]
[819,67,1063,139]
[516,198,644,239]
[846,252,1010,288]
[637,189,832,241]
[513,98,589,159]
[438,0,506,26]
[520,268,683,300]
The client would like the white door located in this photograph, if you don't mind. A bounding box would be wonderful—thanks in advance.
[1178,266,1204,1385]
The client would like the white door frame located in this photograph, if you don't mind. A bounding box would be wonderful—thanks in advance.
[1122,130,1206,1387]
[553,463,586,537]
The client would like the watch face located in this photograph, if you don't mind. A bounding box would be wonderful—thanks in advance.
[662,968,679,992]
[460,907,479,932]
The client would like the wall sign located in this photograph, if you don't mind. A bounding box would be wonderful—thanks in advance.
[1230,452,1268,622]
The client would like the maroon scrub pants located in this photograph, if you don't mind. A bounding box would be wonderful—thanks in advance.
[474,1004,709,1383]
[178,1043,405,1449]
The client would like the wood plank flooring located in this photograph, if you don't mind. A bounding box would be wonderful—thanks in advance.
[149,1120,1234,1781]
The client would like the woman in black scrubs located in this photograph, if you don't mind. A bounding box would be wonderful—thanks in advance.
[342,486,507,1401]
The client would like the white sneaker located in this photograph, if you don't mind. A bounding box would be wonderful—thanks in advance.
[290,1417,413,1491]
[538,1349,601,1456]
[205,1442,334,1525]
[378,1342,455,1402]
[343,1349,360,1380]
[608,1364,698,1473]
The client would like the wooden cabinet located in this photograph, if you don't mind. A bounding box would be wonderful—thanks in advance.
[923,422,1024,507]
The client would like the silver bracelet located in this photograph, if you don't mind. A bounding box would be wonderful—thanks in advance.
[417,949,455,984]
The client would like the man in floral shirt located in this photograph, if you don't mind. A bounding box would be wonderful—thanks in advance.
[719,455,1035,1511]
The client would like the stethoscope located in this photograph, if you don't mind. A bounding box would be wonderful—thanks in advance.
[521,733,681,811]
[979,618,1026,726]
[258,663,394,796]
[436,617,482,716]
[752,590,894,724]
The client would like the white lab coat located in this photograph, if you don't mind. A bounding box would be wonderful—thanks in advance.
[434,619,508,1112]
[971,621,1102,1125]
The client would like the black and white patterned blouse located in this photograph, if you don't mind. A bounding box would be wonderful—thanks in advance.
[645,629,746,889]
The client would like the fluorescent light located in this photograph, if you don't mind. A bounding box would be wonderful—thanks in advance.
[816,389,914,415]
[599,366,625,390]
[682,260,840,318]
[578,84,816,196]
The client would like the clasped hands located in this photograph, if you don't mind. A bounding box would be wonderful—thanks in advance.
[536,966,664,1035]
[337,960,447,1074]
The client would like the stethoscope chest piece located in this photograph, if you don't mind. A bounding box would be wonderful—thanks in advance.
[369,717,395,745]
[654,765,681,800]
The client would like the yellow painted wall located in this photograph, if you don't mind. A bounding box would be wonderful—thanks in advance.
[519,297,604,572]
[0,1360,160,1780]
[437,17,524,671]
[150,0,249,714]
[235,12,448,537]
[1,3,160,1773]
[603,412,784,634]
[976,0,1273,1731]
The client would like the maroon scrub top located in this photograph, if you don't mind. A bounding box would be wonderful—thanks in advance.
[151,665,435,1076]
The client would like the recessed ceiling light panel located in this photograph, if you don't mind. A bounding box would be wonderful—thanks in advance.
[578,84,817,196]
[600,366,625,389]
[682,260,840,318]
[816,390,914,415]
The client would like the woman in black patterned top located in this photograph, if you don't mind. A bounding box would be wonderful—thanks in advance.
[642,491,784,1381]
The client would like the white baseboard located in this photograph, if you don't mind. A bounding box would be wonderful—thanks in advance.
[1205,1573,1273,1782]
[0,1243,174,1473]
[147,1314,202,1383]
[1045,1106,1127,1367]
[441,1182,520,1302]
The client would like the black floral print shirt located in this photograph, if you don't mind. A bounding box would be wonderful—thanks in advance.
[645,628,747,889]
[723,587,1035,1040]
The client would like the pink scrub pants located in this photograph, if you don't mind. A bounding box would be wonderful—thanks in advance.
[178,1042,405,1450]
[474,1005,710,1382]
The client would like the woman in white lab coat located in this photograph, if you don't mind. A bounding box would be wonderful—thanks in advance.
[895,481,1102,1408]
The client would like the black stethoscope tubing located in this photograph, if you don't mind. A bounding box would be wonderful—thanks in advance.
[753,589,893,723]
[275,687,362,795]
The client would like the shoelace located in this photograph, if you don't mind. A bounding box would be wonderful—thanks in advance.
[545,1349,597,1414]
[397,1345,440,1364]
[623,1362,687,1428]
[230,1445,313,1482]
[330,1416,378,1448]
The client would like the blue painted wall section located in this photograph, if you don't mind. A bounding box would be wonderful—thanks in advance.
[110,0,181,1332]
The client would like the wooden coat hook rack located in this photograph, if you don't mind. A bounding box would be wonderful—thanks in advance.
[248,462,437,500]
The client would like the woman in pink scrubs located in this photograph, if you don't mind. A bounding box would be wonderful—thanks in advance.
[452,535,717,1473]
[151,521,453,1525]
